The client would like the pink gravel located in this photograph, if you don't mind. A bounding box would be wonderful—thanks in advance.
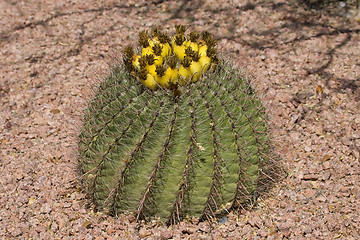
[0,0,359,239]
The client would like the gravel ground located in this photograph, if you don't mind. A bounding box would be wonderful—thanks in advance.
[0,0,359,239]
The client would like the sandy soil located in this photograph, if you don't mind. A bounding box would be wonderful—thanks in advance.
[0,0,359,239]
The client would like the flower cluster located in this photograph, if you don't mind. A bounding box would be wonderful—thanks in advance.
[123,25,217,93]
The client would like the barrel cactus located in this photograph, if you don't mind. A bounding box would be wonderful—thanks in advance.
[79,25,273,224]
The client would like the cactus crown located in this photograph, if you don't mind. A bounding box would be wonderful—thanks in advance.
[123,25,218,92]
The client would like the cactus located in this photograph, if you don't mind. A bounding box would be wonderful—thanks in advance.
[79,26,273,224]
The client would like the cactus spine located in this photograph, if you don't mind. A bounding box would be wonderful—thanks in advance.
[79,26,272,224]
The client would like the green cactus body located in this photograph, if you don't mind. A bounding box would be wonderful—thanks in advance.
[79,59,271,223]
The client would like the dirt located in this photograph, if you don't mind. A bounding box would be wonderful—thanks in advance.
[0,0,359,239]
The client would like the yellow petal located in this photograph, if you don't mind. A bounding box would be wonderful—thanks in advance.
[190,61,202,82]
[199,56,211,73]
[164,67,178,85]
[161,43,172,58]
[199,44,208,57]
[173,45,186,60]
[178,66,191,85]
[154,56,163,66]
[147,64,157,76]
[132,55,141,70]
[142,47,153,56]
[187,42,199,52]
[141,74,158,90]
[155,74,169,88]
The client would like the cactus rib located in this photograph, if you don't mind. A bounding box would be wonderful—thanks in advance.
[197,85,225,219]
[91,96,153,207]
[167,89,196,224]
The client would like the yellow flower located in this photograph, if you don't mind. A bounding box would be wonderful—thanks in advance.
[152,43,164,65]
[190,61,202,82]
[199,55,211,73]
[199,45,215,74]
[172,35,186,60]
[155,31,172,58]
[164,67,179,85]
[198,41,208,57]
[144,54,157,76]
[161,42,172,58]
[139,30,153,56]
[185,31,200,52]
[138,69,157,90]
[155,65,168,88]
[178,57,192,85]
[132,55,141,70]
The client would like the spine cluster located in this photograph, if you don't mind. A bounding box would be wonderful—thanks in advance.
[122,25,218,93]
